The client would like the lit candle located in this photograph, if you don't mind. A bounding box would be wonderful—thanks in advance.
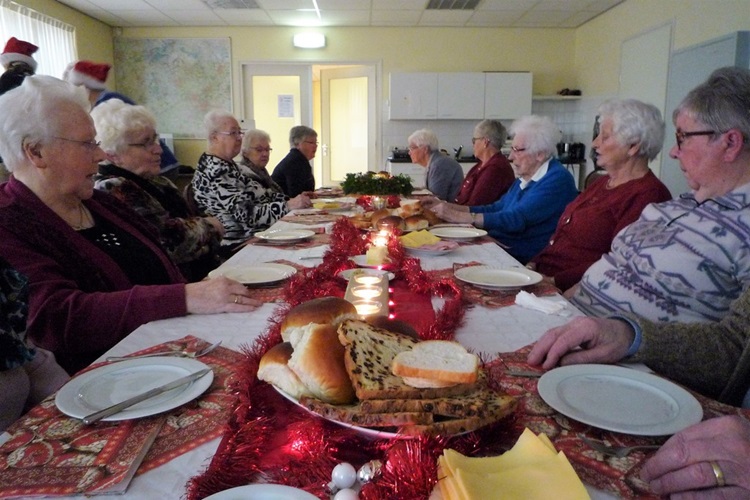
[353,300,382,316]
[353,274,383,286]
[352,285,381,299]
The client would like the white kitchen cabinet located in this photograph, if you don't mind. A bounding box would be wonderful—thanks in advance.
[389,73,438,119]
[437,73,485,119]
[484,72,532,119]
[386,161,426,188]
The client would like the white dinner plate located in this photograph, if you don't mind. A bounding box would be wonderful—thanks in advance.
[538,364,703,436]
[203,484,318,500]
[208,263,297,285]
[273,386,401,440]
[454,266,542,290]
[55,357,214,422]
[338,268,395,281]
[428,227,487,241]
[254,229,315,244]
[351,254,393,269]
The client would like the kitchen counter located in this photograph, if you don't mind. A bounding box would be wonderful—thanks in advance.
[388,157,478,163]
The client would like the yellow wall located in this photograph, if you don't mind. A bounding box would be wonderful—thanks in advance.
[15,0,113,75]
[575,0,750,96]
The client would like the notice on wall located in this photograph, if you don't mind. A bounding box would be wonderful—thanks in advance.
[278,95,294,118]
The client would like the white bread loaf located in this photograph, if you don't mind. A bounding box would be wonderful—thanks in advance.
[392,340,479,385]
[370,208,393,228]
[404,214,429,231]
[398,200,423,218]
[288,323,356,405]
[257,342,312,400]
[280,297,358,344]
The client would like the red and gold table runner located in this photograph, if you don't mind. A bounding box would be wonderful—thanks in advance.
[0,336,243,498]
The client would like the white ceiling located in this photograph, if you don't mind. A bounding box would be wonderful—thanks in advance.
[55,0,624,29]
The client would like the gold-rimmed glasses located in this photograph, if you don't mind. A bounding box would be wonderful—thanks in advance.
[675,130,717,150]
[471,137,486,144]
[249,147,272,153]
[128,133,160,148]
[217,130,245,138]
[511,146,527,153]
[52,136,102,151]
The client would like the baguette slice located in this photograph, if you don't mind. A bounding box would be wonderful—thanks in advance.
[299,396,434,427]
[392,340,478,385]
[337,320,477,400]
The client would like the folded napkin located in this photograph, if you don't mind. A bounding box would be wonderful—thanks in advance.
[437,428,590,500]
[515,290,570,316]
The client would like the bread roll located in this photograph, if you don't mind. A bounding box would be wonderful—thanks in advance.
[280,297,358,344]
[288,324,356,405]
[376,215,405,231]
[404,214,429,231]
[398,200,423,218]
[392,340,479,385]
[370,208,393,228]
[257,342,313,399]
[422,209,442,226]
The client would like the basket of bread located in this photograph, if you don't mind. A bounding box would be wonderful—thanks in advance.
[258,297,517,438]
[348,199,441,232]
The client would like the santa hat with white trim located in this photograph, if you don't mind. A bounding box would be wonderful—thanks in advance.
[64,60,110,90]
[0,37,38,71]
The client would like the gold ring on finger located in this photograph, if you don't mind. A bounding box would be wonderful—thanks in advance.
[709,461,725,487]
[233,295,240,304]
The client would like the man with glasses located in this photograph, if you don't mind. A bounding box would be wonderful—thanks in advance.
[239,129,283,194]
[565,66,750,325]
[271,125,318,197]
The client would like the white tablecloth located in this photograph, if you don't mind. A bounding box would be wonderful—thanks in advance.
[46,220,617,499]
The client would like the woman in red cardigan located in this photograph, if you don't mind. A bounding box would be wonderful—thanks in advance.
[528,99,672,293]
[0,76,261,374]
[454,119,515,206]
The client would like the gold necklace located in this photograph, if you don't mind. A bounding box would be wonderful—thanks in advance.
[70,203,93,231]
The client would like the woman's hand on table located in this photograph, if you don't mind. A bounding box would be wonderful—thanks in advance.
[288,193,312,209]
[185,277,262,314]
[641,415,750,497]
[420,196,442,209]
[431,202,472,224]
[526,316,634,369]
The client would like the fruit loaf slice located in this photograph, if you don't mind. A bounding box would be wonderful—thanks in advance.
[337,319,477,400]
[299,396,434,427]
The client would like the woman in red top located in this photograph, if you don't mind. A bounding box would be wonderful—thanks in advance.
[529,99,672,293]
[454,119,515,206]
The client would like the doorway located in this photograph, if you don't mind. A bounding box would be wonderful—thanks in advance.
[241,62,378,189]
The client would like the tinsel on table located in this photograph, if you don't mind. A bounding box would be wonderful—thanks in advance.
[185,218,511,500]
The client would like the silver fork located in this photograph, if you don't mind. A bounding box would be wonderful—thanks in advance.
[580,436,661,458]
[105,341,222,362]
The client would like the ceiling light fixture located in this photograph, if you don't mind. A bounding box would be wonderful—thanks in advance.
[293,32,326,49]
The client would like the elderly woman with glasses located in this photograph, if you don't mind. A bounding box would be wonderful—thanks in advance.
[91,99,224,282]
[192,111,311,252]
[0,76,261,374]
[407,128,464,201]
[568,66,750,324]
[239,129,283,194]
[428,115,579,264]
[271,125,318,198]
[527,99,672,293]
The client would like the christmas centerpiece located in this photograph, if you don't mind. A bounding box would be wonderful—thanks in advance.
[341,171,413,211]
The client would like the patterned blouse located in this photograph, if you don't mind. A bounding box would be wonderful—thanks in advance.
[192,153,289,247]
[0,258,34,371]
[94,164,222,281]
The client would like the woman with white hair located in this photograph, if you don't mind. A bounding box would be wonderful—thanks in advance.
[528,99,672,292]
[192,111,311,252]
[0,76,261,374]
[430,115,579,263]
[271,125,318,198]
[91,99,224,282]
[407,128,464,201]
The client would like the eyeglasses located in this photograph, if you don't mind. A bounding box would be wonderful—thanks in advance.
[407,145,420,150]
[128,133,160,148]
[511,146,527,153]
[53,136,102,151]
[471,137,486,144]
[217,130,245,138]
[675,130,717,150]
[303,140,319,145]
[249,147,272,153]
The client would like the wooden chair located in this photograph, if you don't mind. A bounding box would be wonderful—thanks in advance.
[183,182,204,216]
[583,169,608,190]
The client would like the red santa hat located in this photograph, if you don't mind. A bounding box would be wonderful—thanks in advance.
[1,37,38,71]
[64,60,110,90]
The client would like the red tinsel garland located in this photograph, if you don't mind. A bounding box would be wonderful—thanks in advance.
[186,219,481,500]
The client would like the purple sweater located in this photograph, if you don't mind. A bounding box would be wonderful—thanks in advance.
[0,178,187,373]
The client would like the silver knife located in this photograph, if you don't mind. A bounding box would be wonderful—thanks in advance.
[81,368,212,425]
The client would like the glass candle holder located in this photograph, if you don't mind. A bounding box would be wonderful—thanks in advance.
[351,285,381,300]
[353,274,383,286]
[372,196,387,210]
[353,300,382,317]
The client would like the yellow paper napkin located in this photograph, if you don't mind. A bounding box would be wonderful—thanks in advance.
[400,230,440,248]
[437,428,590,500]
